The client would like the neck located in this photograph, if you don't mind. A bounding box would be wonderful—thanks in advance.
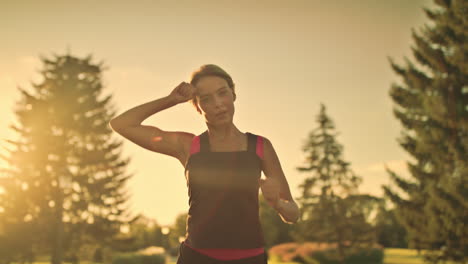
[206,122,242,140]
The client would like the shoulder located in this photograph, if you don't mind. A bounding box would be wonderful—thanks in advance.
[177,131,197,144]
[247,132,274,160]
[253,134,277,161]
[180,131,211,157]
[246,132,267,140]
[247,132,271,145]
[261,137,275,156]
[175,132,197,162]
[178,131,203,150]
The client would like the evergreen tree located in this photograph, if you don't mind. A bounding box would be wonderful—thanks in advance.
[374,203,408,249]
[383,0,467,262]
[295,104,379,263]
[0,53,132,264]
[0,175,37,263]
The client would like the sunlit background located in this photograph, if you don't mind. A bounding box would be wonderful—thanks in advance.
[1,0,433,226]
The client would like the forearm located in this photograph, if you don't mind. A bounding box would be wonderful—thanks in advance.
[110,95,177,128]
[274,199,300,224]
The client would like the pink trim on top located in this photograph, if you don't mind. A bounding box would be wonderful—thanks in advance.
[256,136,264,159]
[184,242,264,261]
[190,136,201,155]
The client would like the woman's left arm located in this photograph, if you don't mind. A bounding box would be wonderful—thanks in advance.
[259,137,300,224]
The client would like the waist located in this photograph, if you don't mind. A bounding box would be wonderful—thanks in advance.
[186,206,264,248]
[183,241,264,261]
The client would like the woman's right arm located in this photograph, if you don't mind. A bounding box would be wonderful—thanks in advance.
[109,82,196,165]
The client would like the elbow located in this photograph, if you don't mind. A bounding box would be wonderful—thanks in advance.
[109,118,126,132]
[109,116,140,131]
[109,119,119,130]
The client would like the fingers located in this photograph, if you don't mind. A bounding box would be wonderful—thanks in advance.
[181,83,196,98]
[180,82,196,97]
[172,82,196,103]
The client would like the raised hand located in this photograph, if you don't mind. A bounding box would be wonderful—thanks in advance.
[169,81,196,104]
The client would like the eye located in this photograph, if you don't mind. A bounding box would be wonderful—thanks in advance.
[219,90,228,96]
[200,97,211,103]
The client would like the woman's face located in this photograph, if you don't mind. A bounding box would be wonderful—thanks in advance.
[194,76,235,126]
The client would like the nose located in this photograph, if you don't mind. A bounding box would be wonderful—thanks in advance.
[213,95,223,108]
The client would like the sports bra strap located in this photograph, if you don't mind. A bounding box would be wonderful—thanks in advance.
[189,135,201,155]
[189,131,264,159]
[247,133,264,159]
[246,133,256,153]
[256,135,264,159]
[199,131,210,152]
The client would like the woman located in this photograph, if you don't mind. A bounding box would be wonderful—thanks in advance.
[110,64,299,264]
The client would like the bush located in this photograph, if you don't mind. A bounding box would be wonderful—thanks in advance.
[112,253,165,264]
[268,242,300,262]
[269,242,336,263]
[269,242,384,264]
[344,247,384,264]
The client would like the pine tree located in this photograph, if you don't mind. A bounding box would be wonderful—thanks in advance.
[0,176,37,263]
[374,202,408,248]
[383,0,467,262]
[0,53,133,264]
[296,104,379,263]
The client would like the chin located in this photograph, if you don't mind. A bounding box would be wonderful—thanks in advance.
[214,120,232,126]
[207,118,232,127]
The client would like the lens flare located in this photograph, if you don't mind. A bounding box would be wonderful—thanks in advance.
[152,136,163,142]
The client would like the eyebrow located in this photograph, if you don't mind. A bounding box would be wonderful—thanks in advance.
[198,86,229,98]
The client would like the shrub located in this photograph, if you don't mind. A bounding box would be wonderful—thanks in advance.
[310,247,384,264]
[269,242,384,264]
[112,253,165,264]
[268,242,301,262]
[269,242,336,263]
[343,247,384,264]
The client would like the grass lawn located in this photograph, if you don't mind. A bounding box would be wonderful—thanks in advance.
[384,248,426,264]
[25,248,458,264]
[166,248,454,264]
[383,248,457,264]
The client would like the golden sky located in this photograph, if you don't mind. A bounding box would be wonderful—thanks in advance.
[0,0,433,225]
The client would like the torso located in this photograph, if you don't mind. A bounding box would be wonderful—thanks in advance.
[183,130,265,249]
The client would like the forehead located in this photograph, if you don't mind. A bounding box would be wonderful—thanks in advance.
[195,76,229,96]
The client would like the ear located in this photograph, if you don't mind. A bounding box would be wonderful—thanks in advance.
[233,92,237,102]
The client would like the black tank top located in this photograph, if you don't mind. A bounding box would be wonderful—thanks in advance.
[183,131,265,248]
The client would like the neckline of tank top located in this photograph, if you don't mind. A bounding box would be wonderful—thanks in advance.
[204,131,252,153]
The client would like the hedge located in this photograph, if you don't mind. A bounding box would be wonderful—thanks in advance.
[112,253,165,264]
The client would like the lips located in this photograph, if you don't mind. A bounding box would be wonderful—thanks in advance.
[216,111,228,117]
